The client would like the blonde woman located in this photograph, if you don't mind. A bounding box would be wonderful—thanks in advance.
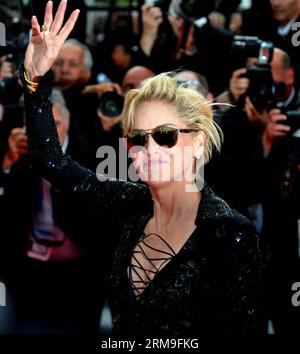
[21,1,262,335]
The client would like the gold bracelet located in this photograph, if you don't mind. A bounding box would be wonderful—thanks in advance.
[24,70,39,85]
[24,70,39,93]
[27,84,37,93]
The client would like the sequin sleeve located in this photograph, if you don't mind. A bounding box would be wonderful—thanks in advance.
[224,213,263,334]
[19,65,150,225]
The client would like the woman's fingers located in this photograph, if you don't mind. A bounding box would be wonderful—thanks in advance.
[51,0,68,35]
[59,9,80,41]
[43,1,53,31]
[25,0,80,78]
[31,15,41,36]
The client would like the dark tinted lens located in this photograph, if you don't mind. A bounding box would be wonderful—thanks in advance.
[152,127,178,148]
[127,131,147,149]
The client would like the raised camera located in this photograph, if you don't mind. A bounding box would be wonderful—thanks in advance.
[232,36,274,65]
[241,66,275,112]
[97,92,124,118]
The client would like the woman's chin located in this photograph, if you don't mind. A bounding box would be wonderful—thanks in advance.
[140,175,173,188]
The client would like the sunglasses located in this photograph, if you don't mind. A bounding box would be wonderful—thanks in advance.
[126,126,199,149]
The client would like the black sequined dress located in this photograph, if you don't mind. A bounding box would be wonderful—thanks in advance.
[20,66,262,336]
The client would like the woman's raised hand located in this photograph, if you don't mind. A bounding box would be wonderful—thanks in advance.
[24,0,80,82]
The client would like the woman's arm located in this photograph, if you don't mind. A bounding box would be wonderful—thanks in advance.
[21,63,150,224]
[21,0,89,190]
[21,1,150,227]
[20,65,91,189]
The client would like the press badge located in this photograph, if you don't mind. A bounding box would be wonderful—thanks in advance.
[27,240,52,261]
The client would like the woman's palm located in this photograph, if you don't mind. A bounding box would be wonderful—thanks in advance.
[24,0,80,80]
[27,34,62,77]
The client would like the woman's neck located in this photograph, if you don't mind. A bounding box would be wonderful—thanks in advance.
[150,182,201,229]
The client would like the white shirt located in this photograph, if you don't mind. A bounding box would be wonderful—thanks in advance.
[278,17,298,37]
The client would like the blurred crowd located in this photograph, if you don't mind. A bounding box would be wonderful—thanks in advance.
[0,0,299,335]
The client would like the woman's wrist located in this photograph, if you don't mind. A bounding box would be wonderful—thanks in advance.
[24,66,42,84]
[23,67,42,92]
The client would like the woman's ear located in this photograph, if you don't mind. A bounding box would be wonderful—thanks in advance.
[193,131,205,159]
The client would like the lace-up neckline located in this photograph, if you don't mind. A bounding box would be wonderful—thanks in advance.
[128,232,177,300]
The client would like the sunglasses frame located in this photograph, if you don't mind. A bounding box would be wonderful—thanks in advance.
[126,125,199,149]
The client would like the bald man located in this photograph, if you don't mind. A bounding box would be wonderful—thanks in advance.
[122,66,155,94]
[263,0,300,87]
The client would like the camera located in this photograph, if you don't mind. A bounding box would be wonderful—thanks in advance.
[97,92,124,118]
[231,36,275,112]
[232,36,274,65]
[242,66,275,112]
[0,33,30,63]
[276,106,300,163]
[278,107,300,135]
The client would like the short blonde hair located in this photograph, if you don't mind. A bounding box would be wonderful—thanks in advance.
[122,72,223,163]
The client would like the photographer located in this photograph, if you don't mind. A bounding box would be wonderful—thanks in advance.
[207,47,298,222]
[0,101,24,172]
[217,42,300,333]
[261,106,300,335]
[51,38,105,170]
[0,56,17,81]
[0,89,106,334]
[261,0,300,88]
[174,69,214,100]
[140,3,164,57]
[139,1,234,95]
[228,48,298,111]
[262,108,294,157]
[0,55,23,106]
[122,66,155,94]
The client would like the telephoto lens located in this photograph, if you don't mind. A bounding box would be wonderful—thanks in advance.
[97,92,125,118]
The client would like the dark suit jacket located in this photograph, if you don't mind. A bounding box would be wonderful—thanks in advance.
[259,15,300,88]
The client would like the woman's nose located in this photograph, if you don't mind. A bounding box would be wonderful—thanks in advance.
[145,134,160,152]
